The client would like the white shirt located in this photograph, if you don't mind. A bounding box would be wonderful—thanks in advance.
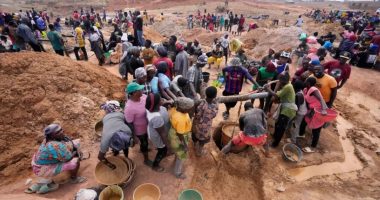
[220,37,229,49]
[296,18,303,26]
[89,33,100,42]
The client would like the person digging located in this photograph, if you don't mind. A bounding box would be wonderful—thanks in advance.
[221,102,270,157]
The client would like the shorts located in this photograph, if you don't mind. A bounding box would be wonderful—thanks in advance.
[231,24,239,32]
[207,56,223,66]
[223,90,239,109]
[232,132,267,146]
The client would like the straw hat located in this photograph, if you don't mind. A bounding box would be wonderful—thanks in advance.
[95,156,129,185]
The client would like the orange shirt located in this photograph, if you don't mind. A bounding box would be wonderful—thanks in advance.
[311,74,337,102]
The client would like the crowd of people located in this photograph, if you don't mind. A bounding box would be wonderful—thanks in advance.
[2,4,378,197]
[303,9,380,68]
[187,10,246,35]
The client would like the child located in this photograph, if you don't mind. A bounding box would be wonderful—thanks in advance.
[290,80,307,143]
[168,97,194,179]
[192,86,219,157]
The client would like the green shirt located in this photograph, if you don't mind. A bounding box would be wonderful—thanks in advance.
[47,31,64,51]
[276,83,296,119]
[253,67,276,90]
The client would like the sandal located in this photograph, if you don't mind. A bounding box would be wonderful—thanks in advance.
[302,147,315,153]
[24,183,42,194]
[36,183,59,194]
[175,173,187,179]
[70,176,87,184]
[152,166,165,173]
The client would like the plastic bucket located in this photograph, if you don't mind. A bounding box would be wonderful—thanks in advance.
[133,183,161,200]
[99,185,124,200]
[221,123,248,153]
[178,189,203,200]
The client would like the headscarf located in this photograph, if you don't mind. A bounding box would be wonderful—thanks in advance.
[266,62,276,73]
[100,100,121,113]
[44,124,62,137]
[175,97,194,110]
[176,43,184,51]
[349,34,357,42]
[146,64,156,73]
[197,54,208,65]
[135,67,147,79]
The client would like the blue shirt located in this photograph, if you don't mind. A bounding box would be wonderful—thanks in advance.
[150,77,159,94]
[158,73,171,89]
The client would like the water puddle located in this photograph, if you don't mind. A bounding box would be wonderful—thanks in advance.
[289,116,363,182]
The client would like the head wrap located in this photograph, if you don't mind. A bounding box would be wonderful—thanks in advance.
[175,97,194,110]
[135,67,147,79]
[197,54,208,65]
[266,62,276,73]
[100,100,121,113]
[146,64,156,72]
[44,124,62,137]
[349,34,357,42]
[176,43,184,51]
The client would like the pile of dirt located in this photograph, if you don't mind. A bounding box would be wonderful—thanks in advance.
[241,26,303,59]
[0,52,125,185]
[143,26,166,43]
[181,28,224,47]
[152,14,187,38]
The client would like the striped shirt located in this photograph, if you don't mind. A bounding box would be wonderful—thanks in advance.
[222,66,253,94]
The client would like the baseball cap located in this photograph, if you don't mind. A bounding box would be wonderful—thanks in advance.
[126,82,144,94]
[309,59,320,66]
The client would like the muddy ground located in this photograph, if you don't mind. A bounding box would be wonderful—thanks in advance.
[0,1,380,200]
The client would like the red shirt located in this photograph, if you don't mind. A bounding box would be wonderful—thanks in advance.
[323,60,351,84]
[239,17,245,26]
[153,57,174,80]
[371,35,380,47]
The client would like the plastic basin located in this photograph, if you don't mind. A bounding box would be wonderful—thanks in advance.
[178,189,203,200]
[133,183,161,200]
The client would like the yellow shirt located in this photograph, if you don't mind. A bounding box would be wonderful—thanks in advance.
[169,107,192,134]
[311,74,337,102]
[75,27,85,47]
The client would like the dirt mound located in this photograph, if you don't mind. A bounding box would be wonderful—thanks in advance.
[144,26,166,43]
[152,15,187,38]
[242,26,303,59]
[181,28,224,47]
[0,52,124,185]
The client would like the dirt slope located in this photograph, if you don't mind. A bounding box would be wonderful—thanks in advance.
[0,52,125,186]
